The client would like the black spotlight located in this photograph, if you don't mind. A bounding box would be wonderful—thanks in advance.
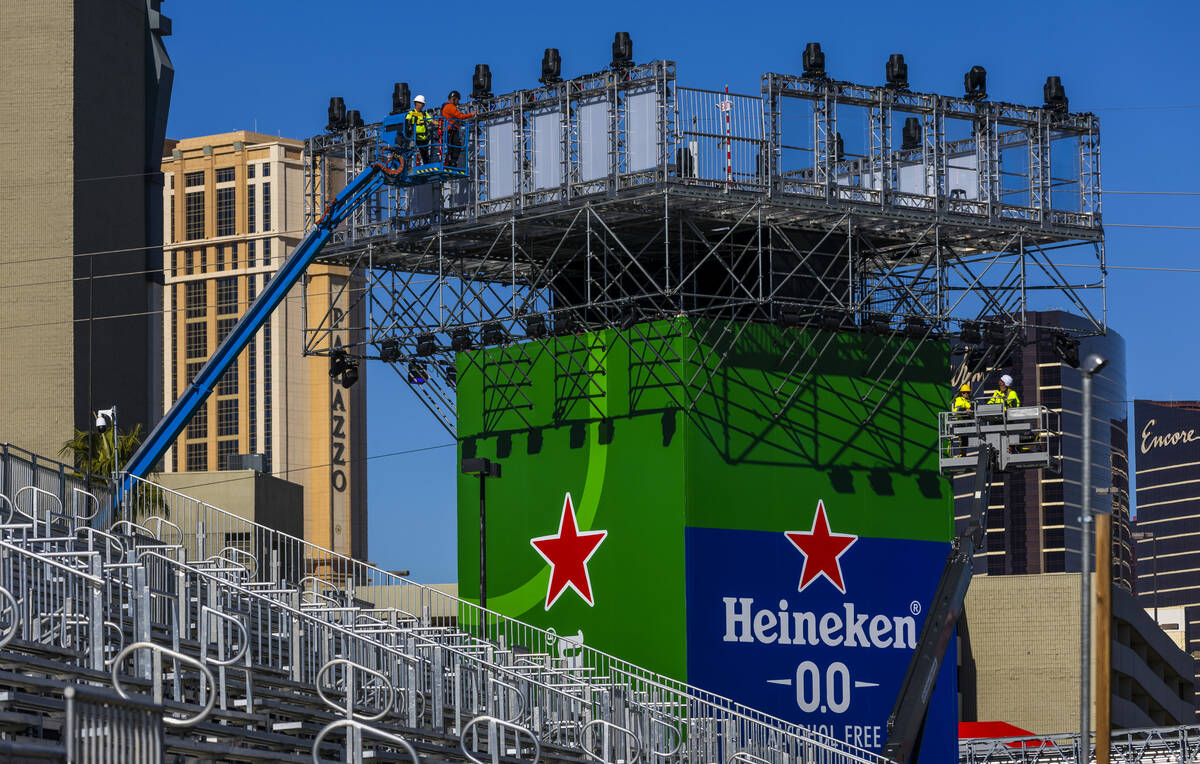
[959,321,983,345]
[340,364,359,389]
[326,97,347,131]
[819,310,843,332]
[777,306,803,327]
[347,110,364,129]
[903,318,928,339]
[1050,330,1080,368]
[1043,76,1069,113]
[379,338,402,363]
[415,333,437,356]
[482,322,506,346]
[391,82,410,115]
[444,364,458,388]
[408,361,428,385]
[525,314,547,339]
[833,132,845,163]
[471,64,492,100]
[555,315,580,336]
[885,54,908,89]
[982,322,1007,346]
[611,32,633,70]
[802,42,826,79]
[865,312,893,334]
[450,328,473,352]
[540,48,562,85]
[329,348,350,379]
[964,65,987,101]
[901,117,922,150]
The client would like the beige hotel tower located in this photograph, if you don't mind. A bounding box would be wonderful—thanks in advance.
[160,132,366,559]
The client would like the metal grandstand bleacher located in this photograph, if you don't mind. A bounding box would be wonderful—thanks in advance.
[0,444,879,763]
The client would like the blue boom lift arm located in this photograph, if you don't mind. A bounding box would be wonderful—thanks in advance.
[118,162,388,496]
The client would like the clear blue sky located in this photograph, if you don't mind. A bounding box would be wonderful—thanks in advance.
[164,0,1200,582]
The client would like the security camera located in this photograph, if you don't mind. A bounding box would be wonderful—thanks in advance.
[95,407,116,433]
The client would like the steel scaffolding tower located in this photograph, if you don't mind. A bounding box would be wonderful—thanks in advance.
[303,60,1104,434]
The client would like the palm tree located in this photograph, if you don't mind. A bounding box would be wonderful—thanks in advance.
[60,424,166,522]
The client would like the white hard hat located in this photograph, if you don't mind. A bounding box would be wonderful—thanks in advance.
[1000,374,1013,386]
[414,94,426,103]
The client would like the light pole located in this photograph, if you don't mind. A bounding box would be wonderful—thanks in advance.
[462,457,501,611]
[1080,353,1107,759]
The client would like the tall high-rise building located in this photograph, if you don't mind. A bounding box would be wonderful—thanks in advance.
[954,311,1133,588]
[0,1,173,457]
[1133,399,1200,713]
[160,132,367,559]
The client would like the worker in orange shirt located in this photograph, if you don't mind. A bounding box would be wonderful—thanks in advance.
[440,90,475,168]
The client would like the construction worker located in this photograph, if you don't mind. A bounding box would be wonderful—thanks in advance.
[405,95,434,163]
[988,373,1021,408]
[440,90,475,168]
[952,383,973,415]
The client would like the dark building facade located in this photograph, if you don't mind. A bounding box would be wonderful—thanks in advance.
[0,1,173,458]
[954,311,1133,589]
[1133,399,1200,714]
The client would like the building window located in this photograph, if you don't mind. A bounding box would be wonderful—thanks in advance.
[247,240,257,267]
[168,195,174,243]
[188,403,208,439]
[1043,482,1064,503]
[217,187,236,237]
[1042,387,1062,409]
[186,322,207,359]
[185,171,204,188]
[261,163,270,177]
[185,191,205,239]
[217,398,238,437]
[986,556,1005,576]
[1044,550,1066,573]
[248,186,257,233]
[217,440,239,471]
[1040,364,1061,387]
[264,321,272,472]
[262,238,272,264]
[217,317,236,342]
[186,442,207,471]
[247,164,255,179]
[187,361,203,383]
[218,364,238,396]
[216,167,235,184]
[185,281,206,319]
[1044,528,1065,550]
[168,173,174,190]
[217,277,238,314]
[261,182,271,232]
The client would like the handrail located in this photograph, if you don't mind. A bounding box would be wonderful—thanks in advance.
[461,715,541,764]
[199,605,249,666]
[0,538,103,584]
[76,526,126,562]
[491,677,526,723]
[313,718,420,764]
[582,719,643,764]
[111,642,216,728]
[71,487,102,522]
[209,545,258,577]
[0,586,18,648]
[316,658,395,722]
[143,516,183,546]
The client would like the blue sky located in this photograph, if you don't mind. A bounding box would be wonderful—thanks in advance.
[165,0,1200,582]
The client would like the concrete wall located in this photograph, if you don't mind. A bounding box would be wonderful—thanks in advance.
[961,573,1195,734]
[157,470,304,540]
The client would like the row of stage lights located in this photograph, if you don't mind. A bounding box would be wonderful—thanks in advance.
[326,35,1071,133]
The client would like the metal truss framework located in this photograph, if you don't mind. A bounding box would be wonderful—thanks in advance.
[302,62,1106,435]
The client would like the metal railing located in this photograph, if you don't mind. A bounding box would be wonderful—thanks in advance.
[959,724,1200,763]
[64,684,164,764]
[119,473,879,764]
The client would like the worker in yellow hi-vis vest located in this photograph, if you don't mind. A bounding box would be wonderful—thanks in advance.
[988,374,1020,408]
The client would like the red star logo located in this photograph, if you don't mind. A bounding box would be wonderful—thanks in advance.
[530,493,608,609]
[785,500,857,594]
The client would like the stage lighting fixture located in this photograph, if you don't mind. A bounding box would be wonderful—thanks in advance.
[866,312,893,334]
[959,321,982,345]
[482,322,506,346]
[1051,330,1080,368]
[450,328,473,352]
[379,338,402,363]
[834,133,845,163]
[802,42,826,79]
[555,316,580,336]
[1043,76,1069,113]
[415,333,437,356]
[391,82,410,115]
[525,314,547,339]
[777,306,804,327]
[982,322,1008,346]
[444,364,458,388]
[819,310,843,332]
[903,318,928,338]
[471,64,492,100]
[408,361,428,385]
[901,117,922,150]
[611,33,633,70]
[347,110,363,129]
[329,348,350,379]
[964,65,987,101]
[326,97,347,131]
[340,365,359,389]
[540,48,562,84]
[885,54,908,89]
